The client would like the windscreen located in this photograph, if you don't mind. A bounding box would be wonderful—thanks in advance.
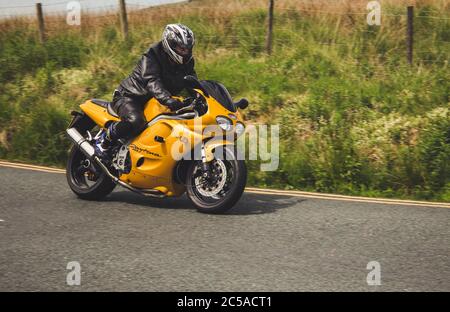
[200,80,237,112]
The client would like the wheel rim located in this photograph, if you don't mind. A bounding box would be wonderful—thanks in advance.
[190,157,236,206]
[70,148,103,190]
[194,159,228,197]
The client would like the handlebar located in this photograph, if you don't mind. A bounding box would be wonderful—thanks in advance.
[175,103,195,114]
[174,96,199,114]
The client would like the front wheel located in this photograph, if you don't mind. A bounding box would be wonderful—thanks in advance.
[186,145,247,214]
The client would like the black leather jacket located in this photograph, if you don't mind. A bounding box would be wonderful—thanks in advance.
[117,41,197,104]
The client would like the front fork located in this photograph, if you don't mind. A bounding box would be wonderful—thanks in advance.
[199,140,235,180]
[201,142,220,180]
[200,142,211,180]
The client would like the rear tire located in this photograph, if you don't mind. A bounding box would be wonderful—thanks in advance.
[66,145,116,200]
[186,145,247,214]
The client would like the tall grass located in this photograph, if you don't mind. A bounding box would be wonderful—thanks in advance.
[0,0,449,200]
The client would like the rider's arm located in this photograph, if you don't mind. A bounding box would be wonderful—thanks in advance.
[140,54,172,104]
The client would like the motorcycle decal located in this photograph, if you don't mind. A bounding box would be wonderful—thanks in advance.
[129,144,162,158]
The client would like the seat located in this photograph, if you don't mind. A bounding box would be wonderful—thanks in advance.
[107,102,119,118]
[91,99,119,118]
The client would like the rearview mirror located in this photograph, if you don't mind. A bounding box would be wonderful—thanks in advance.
[235,98,249,110]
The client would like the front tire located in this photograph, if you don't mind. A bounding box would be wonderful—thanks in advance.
[66,145,116,200]
[186,145,247,214]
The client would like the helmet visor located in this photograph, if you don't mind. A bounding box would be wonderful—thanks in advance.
[174,44,191,56]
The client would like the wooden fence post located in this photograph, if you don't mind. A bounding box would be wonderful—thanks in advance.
[407,6,414,65]
[36,3,46,43]
[266,0,274,55]
[119,0,129,40]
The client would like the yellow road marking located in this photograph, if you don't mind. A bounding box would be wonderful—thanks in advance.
[245,187,450,208]
[246,190,450,209]
[1,160,449,208]
[0,160,65,173]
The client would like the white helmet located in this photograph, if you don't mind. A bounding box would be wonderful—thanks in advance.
[162,24,195,65]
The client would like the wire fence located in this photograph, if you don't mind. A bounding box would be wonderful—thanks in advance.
[0,0,448,65]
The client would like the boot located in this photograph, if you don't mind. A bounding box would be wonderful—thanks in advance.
[94,124,116,159]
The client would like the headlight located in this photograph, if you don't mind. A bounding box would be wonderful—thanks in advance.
[235,122,245,136]
[216,116,232,131]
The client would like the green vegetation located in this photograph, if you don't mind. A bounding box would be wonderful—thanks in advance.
[0,0,449,201]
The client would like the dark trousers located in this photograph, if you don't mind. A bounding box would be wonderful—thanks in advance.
[110,91,147,142]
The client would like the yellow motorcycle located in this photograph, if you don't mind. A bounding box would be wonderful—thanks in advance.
[66,76,249,213]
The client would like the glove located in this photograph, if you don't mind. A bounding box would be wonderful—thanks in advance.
[164,98,185,111]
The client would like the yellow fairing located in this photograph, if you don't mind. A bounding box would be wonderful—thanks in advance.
[118,119,187,197]
[79,90,244,197]
[80,100,119,127]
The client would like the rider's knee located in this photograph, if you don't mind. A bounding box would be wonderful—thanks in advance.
[127,113,147,135]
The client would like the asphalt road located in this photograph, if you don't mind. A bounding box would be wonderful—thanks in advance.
[0,165,449,291]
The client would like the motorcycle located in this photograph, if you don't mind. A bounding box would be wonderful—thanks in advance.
[65,75,249,214]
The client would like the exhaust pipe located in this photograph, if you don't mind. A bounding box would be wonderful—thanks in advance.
[66,127,165,198]
[66,128,96,159]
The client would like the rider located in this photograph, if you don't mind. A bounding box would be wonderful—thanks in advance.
[95,23,197,157]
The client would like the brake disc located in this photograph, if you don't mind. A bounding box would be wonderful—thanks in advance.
[194,160,227,197]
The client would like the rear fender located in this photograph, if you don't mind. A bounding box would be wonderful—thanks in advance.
[67,110,96,132]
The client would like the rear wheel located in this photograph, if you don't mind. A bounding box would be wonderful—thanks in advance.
[186,145,246,214]
[66,145,116,200]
